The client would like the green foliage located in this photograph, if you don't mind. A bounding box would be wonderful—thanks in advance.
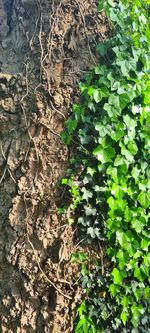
[75,302,102,333]
[61,0,150,332]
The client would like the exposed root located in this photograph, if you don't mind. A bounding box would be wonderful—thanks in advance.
[75,0,97,65]
[20,62,40,178]
[23,195,73,300]
[50,100,66,120]
[28,237,72,300]
[0,140,16,184]
[39,121,60,137]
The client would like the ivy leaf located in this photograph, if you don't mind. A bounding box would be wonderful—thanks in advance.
[104,103,120,118]
[95,123,108,137]
[85,205,97,216]
[116,60,129,76]
[131,218,146,233]
[131,304,144,328]
[114,155,124,166]
[134,267,145,282]
[75,315,89,332]
[96,40,111,56]
[81,187,93,201]
[93,87,109,103]
[121,310,128,325]
[87,167,96,176]
[127,142,138,155]
[138,191,150,209]
[87,227,100,239]
[123,115,137,129]
[110,127,124,142]
[116,250,129,269]
[78,217,87,227]
[141,238,150,251]
[93,146,115,163]
[97,0,105,11]
[112,268,127,285]
[73,104,84,121]
[131,166,140,180]
[93,89,101,103]
[109,8,119,22]
[119,93,131,109]
[60,131,71,144]
[121,146,134,163]
[108,94,120,109]
[65,118,77,134]
[109,283,119,297]
[144,286,150,300]
[116,230,124,246]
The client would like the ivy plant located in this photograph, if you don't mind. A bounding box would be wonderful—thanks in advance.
[60,0,150,332]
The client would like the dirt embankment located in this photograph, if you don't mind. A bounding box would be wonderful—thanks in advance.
[0,1,108,332]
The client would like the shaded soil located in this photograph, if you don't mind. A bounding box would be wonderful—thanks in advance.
[0,0,109,332]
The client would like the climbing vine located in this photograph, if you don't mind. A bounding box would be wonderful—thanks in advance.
[61,1,150,332]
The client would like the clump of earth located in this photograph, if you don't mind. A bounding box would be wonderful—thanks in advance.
[0,0,109,331]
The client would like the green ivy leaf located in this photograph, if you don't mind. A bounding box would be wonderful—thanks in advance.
[123,115,137,129]
[96,40,111,56]
[73,104,84,121]
[144,286,150,300]
[131,218,146,233]
[109,283,119,297]
[60,131,71,144]
[110,122,124,142]
[134,267,145,282]
[138,191,150,209]
[112,268,127,285]
[141,238,150,251]
[131,166,140,180]
[95,123,109,137]
[121,145,134,163]
[116,250,129,269]
[119,93,131,109]
[104,103,120,118]
[121,310,128,325]
[97,0,105,11]
[131,304,144,328]
[93,146,116,163]
[127,142,138,155]
[93,87,109,103]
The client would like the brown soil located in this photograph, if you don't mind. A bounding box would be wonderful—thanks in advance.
[0,0,109,332]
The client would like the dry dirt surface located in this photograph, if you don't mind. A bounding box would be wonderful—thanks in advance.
[0,0,109,332]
